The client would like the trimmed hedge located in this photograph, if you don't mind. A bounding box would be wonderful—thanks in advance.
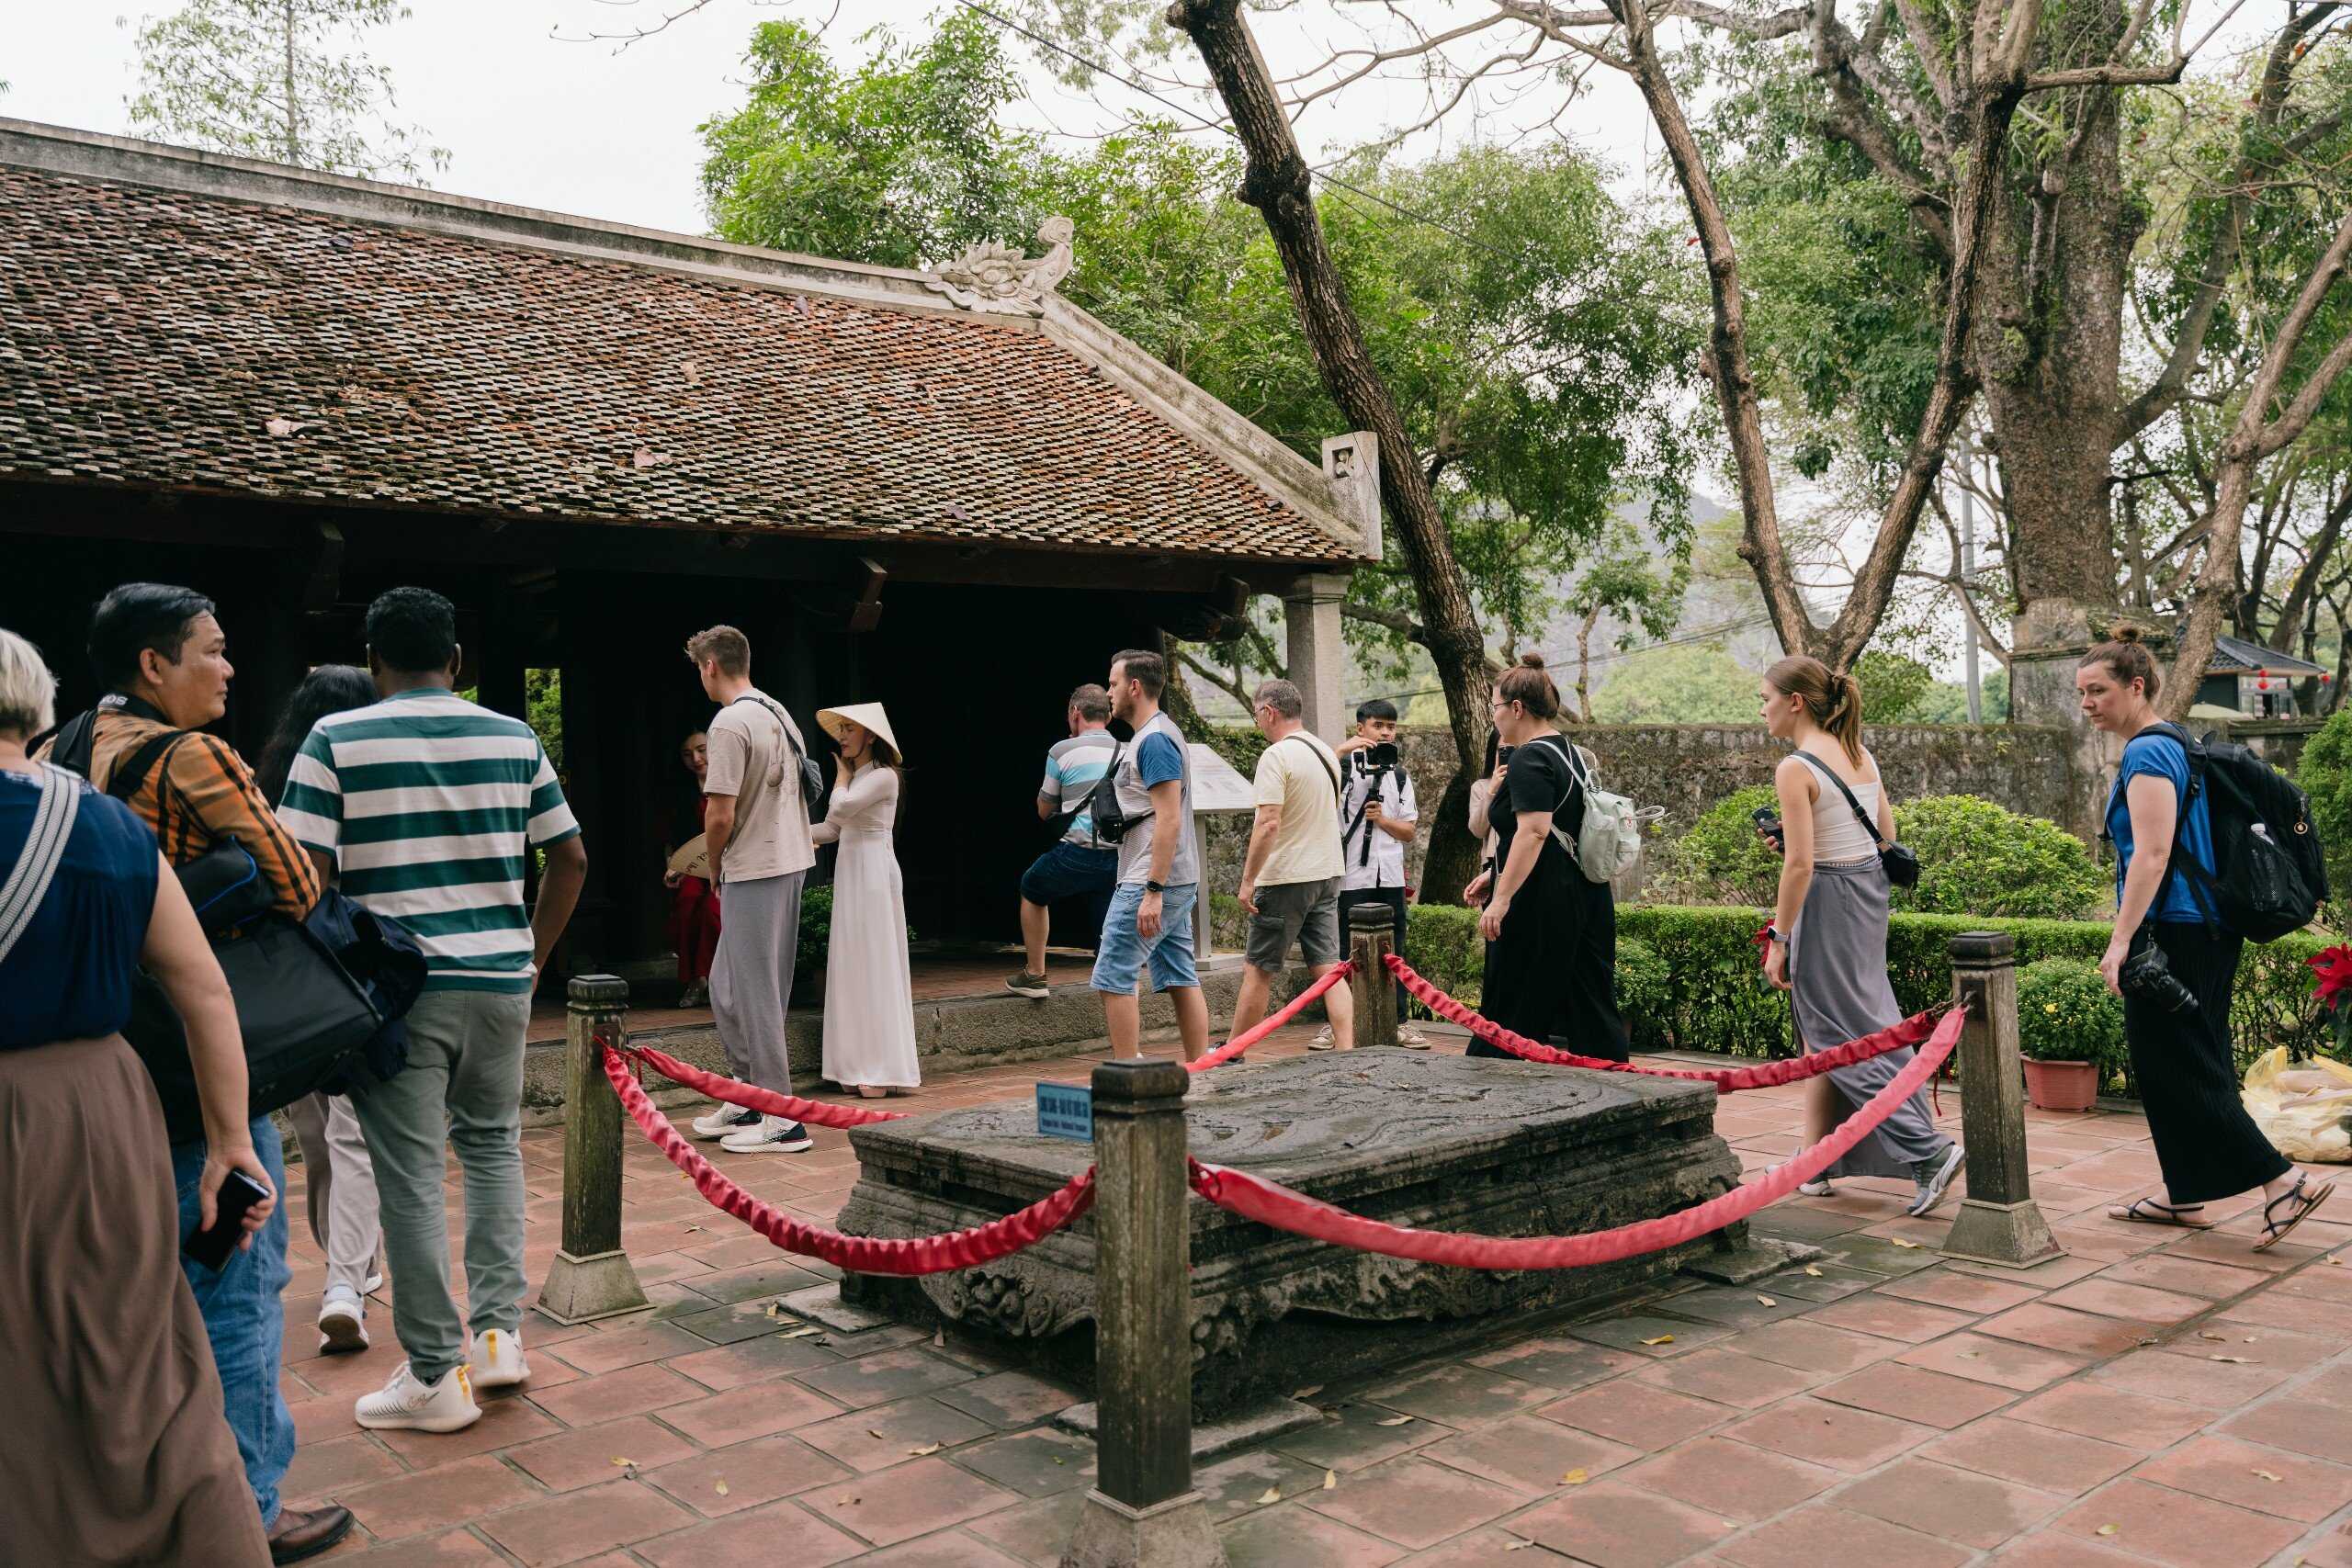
[1374,900,2328,1075]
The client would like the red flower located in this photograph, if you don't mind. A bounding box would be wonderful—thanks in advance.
[2307,944,2352,1010]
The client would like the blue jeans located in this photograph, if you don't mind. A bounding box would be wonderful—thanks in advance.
[1090,881,1201,994]
[174,1114,294,1529]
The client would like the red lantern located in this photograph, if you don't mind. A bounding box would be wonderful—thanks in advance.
[2259,678,2271,691]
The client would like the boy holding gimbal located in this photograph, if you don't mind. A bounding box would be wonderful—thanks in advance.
[1329,698,1427,1046]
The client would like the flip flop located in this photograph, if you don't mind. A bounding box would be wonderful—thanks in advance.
[2109,1197,2215,1229]
[2255,1174,2337,1253]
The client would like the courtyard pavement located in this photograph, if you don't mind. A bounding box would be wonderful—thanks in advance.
[277,1019,2352,1567]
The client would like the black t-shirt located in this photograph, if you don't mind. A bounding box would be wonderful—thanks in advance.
[1491,734,1581,886]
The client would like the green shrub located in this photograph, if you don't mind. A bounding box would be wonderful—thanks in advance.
[1405,903,1485,1008]
[1609,904,2331,1079]
[1890,795,2107,920]
[1615,937,1674,1051]
[2016,958,2124,1069]
[798,883,833,974]
[1647,785,1783,907]
[2298,705,2352,897]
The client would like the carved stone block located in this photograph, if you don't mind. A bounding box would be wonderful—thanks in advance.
[837,1052,1752,1416]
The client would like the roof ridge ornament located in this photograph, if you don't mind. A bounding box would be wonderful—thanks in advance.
[923,216,1075,316]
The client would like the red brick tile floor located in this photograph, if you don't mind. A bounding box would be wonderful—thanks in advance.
[277,1024,2352,1565]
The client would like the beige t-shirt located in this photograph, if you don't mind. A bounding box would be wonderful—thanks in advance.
[703,688,815,883]
[1251,730,1344,886]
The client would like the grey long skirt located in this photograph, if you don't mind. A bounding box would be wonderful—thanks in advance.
[1787,857,1951,1179]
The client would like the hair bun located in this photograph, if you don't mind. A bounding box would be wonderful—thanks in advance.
[2110,625,2145,645]
[1517,651,1547,671]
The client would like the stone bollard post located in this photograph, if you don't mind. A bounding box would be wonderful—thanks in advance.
[537,975,652,1324]
[1939,933,2064,1269]
[1347,901,1398,1049]
[1062,1059,1226,1568]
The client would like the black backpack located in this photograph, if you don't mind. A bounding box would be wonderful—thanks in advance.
[2131,723,2327,942]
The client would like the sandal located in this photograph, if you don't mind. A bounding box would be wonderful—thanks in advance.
[2255,1173,2337,1253]
[2109,1197,2215,1229]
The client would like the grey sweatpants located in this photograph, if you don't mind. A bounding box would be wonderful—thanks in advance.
[286,1090,380,1301]
[348,988,533,1384]
[712,870,803,1095]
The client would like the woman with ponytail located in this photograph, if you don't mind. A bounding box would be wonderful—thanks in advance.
[1467,655,1629,1061]
[1758,656,1962,1218]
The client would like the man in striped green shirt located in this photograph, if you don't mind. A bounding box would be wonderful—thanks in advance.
[280,588,586,1436]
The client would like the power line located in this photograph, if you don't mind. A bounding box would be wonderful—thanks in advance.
[1349,610,1778,708]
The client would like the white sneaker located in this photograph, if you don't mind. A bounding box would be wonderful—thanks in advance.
[1797,1178,1836,1198]
[719,1115,814,1154]
[1396,1026,1430,1050]
[469,1327,529,1391]
[317,1292,368,1356]
[1308,1025,1335,1052]
[355,1361,481,1433]
[364,1271,384,1295]
[691,1104,763,1141]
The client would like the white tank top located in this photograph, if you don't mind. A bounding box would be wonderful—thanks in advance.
[1801,753,1883,864]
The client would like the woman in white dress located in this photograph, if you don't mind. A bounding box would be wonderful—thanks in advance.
[811,703,921,1098]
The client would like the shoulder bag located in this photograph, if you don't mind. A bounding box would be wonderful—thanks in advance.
[1793,750,1919,889]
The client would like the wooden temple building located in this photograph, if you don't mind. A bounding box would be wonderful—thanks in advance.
[0,119,1376,975]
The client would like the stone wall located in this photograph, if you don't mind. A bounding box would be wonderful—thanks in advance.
[1198,722,2092,899]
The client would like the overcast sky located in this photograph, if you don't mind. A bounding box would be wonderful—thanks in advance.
[0,0,1663,236]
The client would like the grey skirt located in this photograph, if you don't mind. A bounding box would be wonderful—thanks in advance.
[1787,858,1950,1179]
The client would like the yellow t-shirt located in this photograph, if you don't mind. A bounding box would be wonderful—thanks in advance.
[1251,731,1344,886]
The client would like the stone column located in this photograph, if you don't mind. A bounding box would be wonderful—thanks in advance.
[1939,933,2063,1269]
[537,976,652,1324]
[1322,432,1382,560]
[1283,573,1350,742]
[1348,901,1397,1049]
[1062,1059,1226,1568]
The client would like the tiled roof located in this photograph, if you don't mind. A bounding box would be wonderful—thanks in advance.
[0,138,1356,564]
[2209,635,2326,677]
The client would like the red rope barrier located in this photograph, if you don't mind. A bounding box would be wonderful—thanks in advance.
[599,1044,1095,1275]
[1187,1004,1965,1269]
[1385,953,1942,1092]
[613,1039,911,1129]
[1186,960,1357,1072]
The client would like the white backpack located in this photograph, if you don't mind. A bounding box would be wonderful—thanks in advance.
[1533,736,1659,885]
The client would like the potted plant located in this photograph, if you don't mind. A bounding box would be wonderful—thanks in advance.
[2017,958,2123,1112]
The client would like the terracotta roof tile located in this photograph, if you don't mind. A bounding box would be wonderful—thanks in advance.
[0,162,1351,563]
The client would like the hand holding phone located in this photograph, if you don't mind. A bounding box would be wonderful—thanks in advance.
[1751,805,1785,850]
[185,1168,274,1270]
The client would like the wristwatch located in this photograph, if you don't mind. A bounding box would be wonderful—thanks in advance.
[1145,880,1167,894]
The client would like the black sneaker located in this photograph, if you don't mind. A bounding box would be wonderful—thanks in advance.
[689,1104,763,1141]
[1907,1145,1965,1218]
[1006,970,1052,999]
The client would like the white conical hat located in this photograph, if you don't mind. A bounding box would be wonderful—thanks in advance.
[816,702,903,762]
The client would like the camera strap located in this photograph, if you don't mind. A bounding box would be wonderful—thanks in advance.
[0,763,80,965]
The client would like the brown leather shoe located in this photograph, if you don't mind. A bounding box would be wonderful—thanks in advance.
[268,1504,356,1563]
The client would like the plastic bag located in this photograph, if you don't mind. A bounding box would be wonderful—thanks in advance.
[2242,1047,2352,1164]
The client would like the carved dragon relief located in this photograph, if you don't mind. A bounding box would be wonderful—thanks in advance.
[922,216,1076,316]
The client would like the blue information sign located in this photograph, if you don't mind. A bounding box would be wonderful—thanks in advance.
[1035,1081,1093,1143]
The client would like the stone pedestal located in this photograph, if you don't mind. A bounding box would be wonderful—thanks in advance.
[837,1051,1751,1416]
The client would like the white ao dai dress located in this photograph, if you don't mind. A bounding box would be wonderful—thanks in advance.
[809,763,921,1089]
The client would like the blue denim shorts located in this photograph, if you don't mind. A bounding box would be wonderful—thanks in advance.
[1091,880,1200,994]
[1020,840,1119,906]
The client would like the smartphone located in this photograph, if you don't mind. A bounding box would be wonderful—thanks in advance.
[1751,805,1785,847]
[184,1169,272,1270]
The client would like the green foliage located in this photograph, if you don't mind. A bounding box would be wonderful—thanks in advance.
[695,18,1702,685]
[1614,937,1674,1050]
[523,668,563,776]
[1565,525,1690,717]
[1648,785,1784,908]
[1890,796,2107,920]
[1589,641,1760,725]
[1612,905,2333,1077]
[128,0,445,180]
[1854,651,1935,723]
[798,883,832,976]
[2016,959,2126,1068]
[2298,703,2352,897]
[1406,904,1486,1009]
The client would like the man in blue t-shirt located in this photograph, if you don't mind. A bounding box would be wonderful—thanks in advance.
[1007,684,1119,998]
[1091,649,1209,1061]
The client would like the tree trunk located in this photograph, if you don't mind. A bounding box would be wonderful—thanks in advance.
[1158,631,1215,742]
[1169,0,1490,901]
[1576,605,1599,723]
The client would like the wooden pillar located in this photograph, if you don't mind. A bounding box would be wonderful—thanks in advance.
[1062,1059,1226,1568]
[537,976,651,1324]
[1939,932,2064,1268]
[1348,901,1397,1048]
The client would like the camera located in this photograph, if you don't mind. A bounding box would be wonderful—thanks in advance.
[2119,940,2198,1013]
[1363,740,1401,772]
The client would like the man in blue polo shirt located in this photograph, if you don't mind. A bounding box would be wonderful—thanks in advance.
[1091,649,1209,1061]
[1007,683,1119,998]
